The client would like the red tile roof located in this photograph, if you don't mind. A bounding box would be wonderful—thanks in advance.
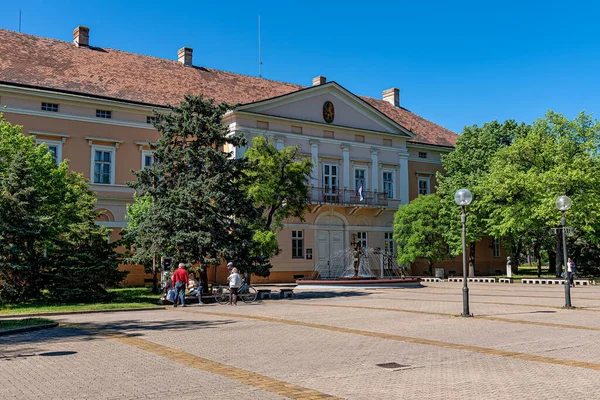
[0,29,456,147]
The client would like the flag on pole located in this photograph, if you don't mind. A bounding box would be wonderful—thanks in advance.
[358,183,364,201]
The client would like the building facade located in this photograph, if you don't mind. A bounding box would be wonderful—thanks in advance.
[0,26,505,285]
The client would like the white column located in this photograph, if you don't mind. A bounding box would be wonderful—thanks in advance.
[275,135,285,150]
[310,140,319,187]
[370,149,379,193]
[341,144,350,189]
[398,150,409,205]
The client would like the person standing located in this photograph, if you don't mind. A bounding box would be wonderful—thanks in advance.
[567,258,576,288]
[227,267,242,306]
[171,263,188,307]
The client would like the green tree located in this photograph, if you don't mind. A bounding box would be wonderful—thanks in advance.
[128,95,260,286]
[480,111,600,277]
[240,136,312,275]
[121,194,161,293]
[393,194,449,275]
[0,115,125,302]
[436,120,528,270]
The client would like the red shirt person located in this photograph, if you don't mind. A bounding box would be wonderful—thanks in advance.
[171,263,188,307]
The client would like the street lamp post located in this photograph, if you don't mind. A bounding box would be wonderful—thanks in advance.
[556,195,573,309]
[455,188,473,317]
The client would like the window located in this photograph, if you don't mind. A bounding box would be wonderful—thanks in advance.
[493,238,501,258]
[322,164,338,192]
[292,230,304,258]
[418,177,430,195]
[41,102,58,112]
[418,152,427,159]
[291,126,303,134]
[36,139,62,163]
[91,146,115,184]
[141,150,154,169]
[384,232,394,256]
[355,135,365,143]
[383,138,392,147]
[383,171,394,199]
[324,130,334,138]
[356,232,368,250]
[257,121,269,130]
[355,168,366,191]
[96,110,112,119]
[146,116,157,124]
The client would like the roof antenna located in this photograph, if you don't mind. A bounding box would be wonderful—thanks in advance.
[258,15,262,78]
[19,9,22,32]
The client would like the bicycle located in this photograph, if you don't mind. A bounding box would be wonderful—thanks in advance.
[215,279,257,304]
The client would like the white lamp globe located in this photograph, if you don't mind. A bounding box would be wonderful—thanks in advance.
[555,195,572,211]
[454,188,473,206]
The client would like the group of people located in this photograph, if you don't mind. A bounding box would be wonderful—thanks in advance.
[164,261,243,307]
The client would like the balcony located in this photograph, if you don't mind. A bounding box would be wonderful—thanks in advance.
[310,186,389,207]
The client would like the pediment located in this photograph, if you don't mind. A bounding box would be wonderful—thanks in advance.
[236,82,413,137]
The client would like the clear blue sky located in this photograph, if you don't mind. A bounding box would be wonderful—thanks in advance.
[2,1,599,133]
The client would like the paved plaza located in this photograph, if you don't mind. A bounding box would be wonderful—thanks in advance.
[2,282,600,399]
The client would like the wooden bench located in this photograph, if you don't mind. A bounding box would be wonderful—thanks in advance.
[257,289,272,300]
[280,289,294,299]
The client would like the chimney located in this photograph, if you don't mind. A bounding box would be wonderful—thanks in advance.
[178,47,193,66]
[312,76,327,86]
[73,26,89,47]
[382,88,400,107]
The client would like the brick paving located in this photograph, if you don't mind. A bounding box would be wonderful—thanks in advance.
[2,282,600,399]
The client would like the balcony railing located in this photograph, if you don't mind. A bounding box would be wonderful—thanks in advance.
[310,186,389,207]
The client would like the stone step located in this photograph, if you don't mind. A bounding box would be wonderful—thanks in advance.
[521,279,596,285]
[420,277,444,282]
[447,277,496,283]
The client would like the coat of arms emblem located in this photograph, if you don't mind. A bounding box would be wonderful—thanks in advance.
[323,101,334,124]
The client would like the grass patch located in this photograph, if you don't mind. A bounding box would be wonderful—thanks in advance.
[0,287,162,315]
[0,318,54,330]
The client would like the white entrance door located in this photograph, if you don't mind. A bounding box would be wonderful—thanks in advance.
[317,230,344,278]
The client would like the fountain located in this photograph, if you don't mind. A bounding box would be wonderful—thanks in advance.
[297,243,420,288]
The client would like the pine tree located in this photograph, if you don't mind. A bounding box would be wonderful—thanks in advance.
[129,95,260,285]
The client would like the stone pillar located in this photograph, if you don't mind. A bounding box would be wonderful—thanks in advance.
[370,149,379,193]
[341,144,350,189]
[310,140,319,187]
[398,151,409,205]
[275,136,285,151]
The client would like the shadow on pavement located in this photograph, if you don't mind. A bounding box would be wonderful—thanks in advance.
[0,318,238,346]
[293,291,372,300]
[477,310,558,317]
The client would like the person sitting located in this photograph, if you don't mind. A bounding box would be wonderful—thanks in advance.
[187,272,204,304]
[162,273,176,304]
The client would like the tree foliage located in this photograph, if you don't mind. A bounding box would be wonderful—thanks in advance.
[480,111,600,276]
[127,98,314,281]
[436,120,528,268]
[240,136,312,273]
[393,194,448,274]
[0,115,126,303]
[128,95,261,282]
[121,194,159,291]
